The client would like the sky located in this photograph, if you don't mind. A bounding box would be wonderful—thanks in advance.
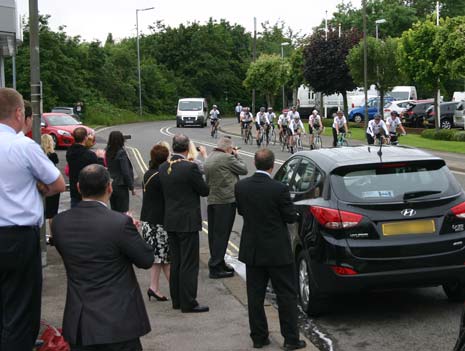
[16,0,362,43]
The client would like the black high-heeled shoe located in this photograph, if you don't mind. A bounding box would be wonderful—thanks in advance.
[147,288,168,301]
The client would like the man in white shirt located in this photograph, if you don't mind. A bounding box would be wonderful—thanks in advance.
[366,113,389,145]
[235,102,242,123]
[386,111,406,145]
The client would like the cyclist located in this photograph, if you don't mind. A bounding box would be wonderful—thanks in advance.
[277,109,290,146]
[309,109,323,149]
[210,105,221,137]
[386,111,406,145]
[241,107,253,137]
[266,107,276,142]
[366,113,389,145]
[288,113,305,153]
[287,106,300,121]
[255,107,270,146]
[332,110,349,147]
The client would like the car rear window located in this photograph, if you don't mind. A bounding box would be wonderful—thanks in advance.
[331,160,461,203]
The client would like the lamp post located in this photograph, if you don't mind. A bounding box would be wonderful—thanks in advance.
[375,18,387,40]
[281,42,290,109]
[136,7,154,116]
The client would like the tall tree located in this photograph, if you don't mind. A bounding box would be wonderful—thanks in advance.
[303,28,362,114]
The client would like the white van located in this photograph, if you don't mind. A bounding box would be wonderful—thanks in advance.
[389,86,417,101]
[176,98,208,127]
[453,92,465,102]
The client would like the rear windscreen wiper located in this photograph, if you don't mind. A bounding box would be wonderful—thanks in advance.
[403,190,442,201]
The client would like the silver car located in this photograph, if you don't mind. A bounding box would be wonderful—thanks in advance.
[454,101,465,129]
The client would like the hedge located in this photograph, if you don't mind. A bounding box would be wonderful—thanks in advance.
[421,129,465,142]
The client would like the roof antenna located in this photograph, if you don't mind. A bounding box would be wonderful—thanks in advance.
[377,134,384,159]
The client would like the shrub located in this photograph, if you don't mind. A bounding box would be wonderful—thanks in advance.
[421,128,465,142]
[453,131,465,142]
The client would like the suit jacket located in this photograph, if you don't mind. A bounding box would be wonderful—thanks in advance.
[52,201,154,346]
[159,154,209,232]
[235,172,297,266]
[107,148,134,190]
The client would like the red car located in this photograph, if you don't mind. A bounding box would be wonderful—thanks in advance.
[39,113,95,148]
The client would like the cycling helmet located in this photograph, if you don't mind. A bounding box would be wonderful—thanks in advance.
[260,107,265,112]
[213,105,217,108]
[268,107,273,111]
[312,110,318,114]
[374,113,382,120]
[293,114,300,119]
[390,110,399,117]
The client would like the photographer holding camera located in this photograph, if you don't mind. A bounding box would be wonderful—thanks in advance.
[204,136,248,279]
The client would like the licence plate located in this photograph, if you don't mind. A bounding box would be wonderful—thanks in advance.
[382,219,436,236]
[185,120,194,123]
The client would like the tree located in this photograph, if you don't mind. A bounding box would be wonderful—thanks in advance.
[347,36,400,113]
[303,29,362,114]
[243,54,288,107]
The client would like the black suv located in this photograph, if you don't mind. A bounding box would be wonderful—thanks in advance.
[425,101,460,129]
[275,146,465,316]
[401,100,434,127]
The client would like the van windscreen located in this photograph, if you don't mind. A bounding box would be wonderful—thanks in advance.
[179,101,202,111]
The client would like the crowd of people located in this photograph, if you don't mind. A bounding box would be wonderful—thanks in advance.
[0,88,307,351]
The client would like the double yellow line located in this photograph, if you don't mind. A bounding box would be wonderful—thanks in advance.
[127,145,239,258]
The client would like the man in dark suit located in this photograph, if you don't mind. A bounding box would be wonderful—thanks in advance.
[235,149,306,350]
[159,134,210,313]
[52,164,154,350]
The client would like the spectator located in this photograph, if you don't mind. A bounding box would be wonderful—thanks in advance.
[52,164,153,350]
[235,102,243,123]
[187,140,208,174]
[0,88,65,350]
[106,131,135,213]
[159,134,210,313]
[41,134,61,246]
[66,127,105,207]
[19,100,33,136]
[235,149,306,350]
[141,144,171,302]
[204,136,247,279]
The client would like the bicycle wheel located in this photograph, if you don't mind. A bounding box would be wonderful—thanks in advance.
[281,136,287,152]
[271,129,276,145]
[248,130,254,145]
[342,140,349,147]
[314,135,322,149]
[297,137,303,152]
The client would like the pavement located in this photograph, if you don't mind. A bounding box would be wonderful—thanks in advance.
[40,180,317,351]
[220,121,465,173]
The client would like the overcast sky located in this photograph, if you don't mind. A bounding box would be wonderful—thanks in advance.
[16,0,362,43]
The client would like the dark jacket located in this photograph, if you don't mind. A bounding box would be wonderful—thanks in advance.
[107,148,134,190]
[159,154,209,232]
[140,167,164,225]
[235,172,297,266]
[52,201,154,346]
[66,144,104,200]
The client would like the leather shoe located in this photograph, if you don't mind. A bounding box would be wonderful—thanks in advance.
[222,262,235,273]
[181,305,209,313]
[209,270,234,279]
[283,340,306,350]
[253,338,271,348]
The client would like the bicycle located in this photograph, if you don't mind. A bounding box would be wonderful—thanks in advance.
[211,119,219,138]
[293,133,304,152]
[243,125,253,145]
[336,132,350,147]
[281,131,290,152]
[269,124,277,145]
[387,132,405,146]
[257,125,265,147]
[311,128,323,150]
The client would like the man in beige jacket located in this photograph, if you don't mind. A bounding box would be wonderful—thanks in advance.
[204,136,248,278]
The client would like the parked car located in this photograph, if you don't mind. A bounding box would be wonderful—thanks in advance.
[454,101,465,129]
[425,101,460,129]
[348,97,395,123]
[401,100,434,127]
[389,86,418,101]
[51,106,80,120]
[40,113,95,148]
[453,92,465,102]
[274,147,465,316]
[383,100,414,120]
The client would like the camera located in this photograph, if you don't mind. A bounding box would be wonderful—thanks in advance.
[123,135,132,140]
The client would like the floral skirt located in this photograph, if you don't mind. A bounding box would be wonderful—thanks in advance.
[141,221,170,264]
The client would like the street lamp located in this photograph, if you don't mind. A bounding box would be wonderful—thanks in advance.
[375,18,387,40]
[281,42,290,109]
[136,7,154,116]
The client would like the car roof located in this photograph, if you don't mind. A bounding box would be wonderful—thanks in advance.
[43,113,74,117]
[293,146,443,172]
[179,98,205,102]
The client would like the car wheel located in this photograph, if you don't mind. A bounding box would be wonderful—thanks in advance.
[50,134,58,148]
[441,119,452,129]
[443,282,465,302]
[353,114,362,123]
[297,251,327,317]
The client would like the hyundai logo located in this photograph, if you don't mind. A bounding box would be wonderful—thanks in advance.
[401,209,417,217]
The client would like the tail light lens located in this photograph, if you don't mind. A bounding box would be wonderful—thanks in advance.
[352,103,355,108]
[310,206,363,229]
[451,202,465,219]
[384,109,390,113]
[331,266,358,275]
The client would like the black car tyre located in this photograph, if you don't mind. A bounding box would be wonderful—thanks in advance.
[353,114,363,123]
[443,282,465,302]
[441,119,452,129]
[297,251,327,317]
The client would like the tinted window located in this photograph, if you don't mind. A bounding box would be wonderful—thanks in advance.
[293,159,316,193]
[45,115,79,126]
[331,161,461,203]
[275,157,301,188]
[179,101,203,111]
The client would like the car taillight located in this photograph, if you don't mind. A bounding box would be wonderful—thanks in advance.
[352,103,355,108]
[331,266,358,275]
[451,202,465,219]
[310,206,363,229]
[384,109,390,113]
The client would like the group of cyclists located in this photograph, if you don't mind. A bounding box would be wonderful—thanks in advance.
[208,103,407,151]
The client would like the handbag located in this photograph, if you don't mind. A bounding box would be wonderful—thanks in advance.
[38,321,70,351]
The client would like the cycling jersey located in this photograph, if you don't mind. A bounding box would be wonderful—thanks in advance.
[386,116,402,133]
[332,116,347,129]
[255,112,270,125]
[267,112,276,125]
[241,111,253,123]
[287,110,300,120]
[309,114,322,130]
[210,109,220,120]
[278,114,290,127]
[366,119,389,137]
[288,119,304,135]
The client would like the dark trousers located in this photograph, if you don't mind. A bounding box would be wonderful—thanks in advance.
[0,226,42,351]
[245,264,300,345]
[207,203,236,271]
[236,112,241,123]
[110,186,130,213]
[168,231,199,310]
